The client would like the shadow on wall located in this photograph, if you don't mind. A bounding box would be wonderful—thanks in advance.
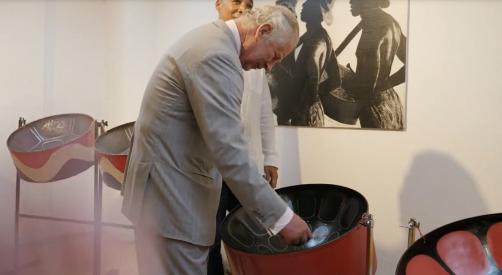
[399,150,488,234]
[373,150,490,274]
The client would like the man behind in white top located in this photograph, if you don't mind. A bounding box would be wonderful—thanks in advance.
[208,1,281,274]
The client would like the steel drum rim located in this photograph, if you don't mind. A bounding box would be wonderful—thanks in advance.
[396,212,502,274]
[225,223,367,258]
[221,183,369,255]
[6,113,95,153]
[95,121,135,156]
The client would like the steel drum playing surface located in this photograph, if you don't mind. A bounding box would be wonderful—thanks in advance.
[7,113,95,183]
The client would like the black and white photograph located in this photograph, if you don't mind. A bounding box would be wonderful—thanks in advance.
[269,0,408,129]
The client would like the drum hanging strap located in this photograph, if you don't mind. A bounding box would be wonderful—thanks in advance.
[334,21,362,57]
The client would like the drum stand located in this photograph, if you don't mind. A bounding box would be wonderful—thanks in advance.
[13,117,26,275]
[93,120,135,275]
[405,218,421,248]
[13,117,132,275]
[361,213,375,275]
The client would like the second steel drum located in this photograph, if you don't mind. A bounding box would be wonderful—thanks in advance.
[396,213,502,275]
[95,122,134,190]
[221,183,376,275]
[7,113,95,183]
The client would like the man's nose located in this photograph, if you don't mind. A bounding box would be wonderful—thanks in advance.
[238,4,248,14]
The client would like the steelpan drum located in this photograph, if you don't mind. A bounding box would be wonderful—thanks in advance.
[221,184,376,275]
[396,213,502,275]
[95,122,134,190]
[7,113,95,183]
[321,65,359,125]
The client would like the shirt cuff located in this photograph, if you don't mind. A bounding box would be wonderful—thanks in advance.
[263,154,279,168]
[268,207,294,235]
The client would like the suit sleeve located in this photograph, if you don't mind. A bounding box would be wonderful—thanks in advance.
[183,52,288,229]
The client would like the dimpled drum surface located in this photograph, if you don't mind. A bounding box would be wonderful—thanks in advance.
[7,113,95,183]
[95,122,134,190]
[396,213,502,275]
[221,184,376,275]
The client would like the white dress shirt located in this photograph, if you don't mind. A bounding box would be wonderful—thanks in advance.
[226,20,293,234]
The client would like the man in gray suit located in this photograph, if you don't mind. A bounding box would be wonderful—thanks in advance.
[122,5,311,274]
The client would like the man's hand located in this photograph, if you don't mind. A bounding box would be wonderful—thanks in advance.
[278,213,312,245]
[264,166,278,188]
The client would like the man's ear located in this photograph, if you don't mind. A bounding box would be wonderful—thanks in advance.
[256,23,273,38]
[215,0,222,10]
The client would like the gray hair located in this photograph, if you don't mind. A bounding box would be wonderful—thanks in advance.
[242,5,299,45]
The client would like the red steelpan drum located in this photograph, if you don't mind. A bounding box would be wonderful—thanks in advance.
[221,184,376,275]
[95,122,134,190]
[396,213,502,275]
[321,65,359,125]
[7,113,95,183]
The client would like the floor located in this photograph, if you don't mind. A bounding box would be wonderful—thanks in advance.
[1,218,137,275]
[0,218,231,275]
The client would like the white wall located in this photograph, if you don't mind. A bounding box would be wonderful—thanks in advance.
[0,1,108,272]
[1,0,502,274]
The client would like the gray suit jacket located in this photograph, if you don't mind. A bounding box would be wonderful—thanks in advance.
[122,20,288,246]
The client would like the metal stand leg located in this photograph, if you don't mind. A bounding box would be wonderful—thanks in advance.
[93,153,102,275]
[94,120,107,275]
[14,172,20,274]
[13,117,25,275]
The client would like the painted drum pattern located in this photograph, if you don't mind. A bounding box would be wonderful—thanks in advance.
[7,113,95,183]
[397,213,502,275]
[95,122,134,190]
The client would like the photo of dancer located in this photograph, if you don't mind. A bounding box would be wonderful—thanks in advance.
[270,0,408,130]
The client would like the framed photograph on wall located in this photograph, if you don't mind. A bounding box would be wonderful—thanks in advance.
[269,0,408,130]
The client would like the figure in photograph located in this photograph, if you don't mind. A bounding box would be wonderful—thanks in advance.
[343,0,406,129]
[291,0,337,127]
[269,0,337,127]
[268,1,298,125]
[276,0,299,13]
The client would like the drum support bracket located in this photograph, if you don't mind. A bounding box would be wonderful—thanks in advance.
[400,218,421,248]
[361,213,375,275]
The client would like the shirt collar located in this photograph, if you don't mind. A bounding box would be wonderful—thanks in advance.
[225,19,240,55]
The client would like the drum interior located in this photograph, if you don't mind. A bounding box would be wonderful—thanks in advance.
[397,214,502,275]
[221,184,368,255]
[95,122,134,155]
[8,114,94,152]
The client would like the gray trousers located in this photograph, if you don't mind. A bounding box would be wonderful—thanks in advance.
[134,228,209,275]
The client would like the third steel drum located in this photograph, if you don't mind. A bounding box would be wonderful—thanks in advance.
[396,213,502,275]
